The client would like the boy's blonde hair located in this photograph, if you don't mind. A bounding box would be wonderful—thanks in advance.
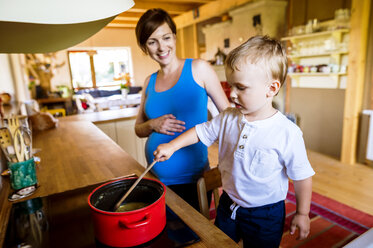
[225,35,288,85]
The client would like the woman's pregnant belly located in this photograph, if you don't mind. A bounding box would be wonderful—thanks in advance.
[145,132,208,185]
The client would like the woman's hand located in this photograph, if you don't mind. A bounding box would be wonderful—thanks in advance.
[154,143,176,162]
[151,114,185,135]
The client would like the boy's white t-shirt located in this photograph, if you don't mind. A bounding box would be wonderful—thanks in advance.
[195,108,315,208]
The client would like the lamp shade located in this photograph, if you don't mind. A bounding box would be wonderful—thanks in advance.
[0,0,134,53]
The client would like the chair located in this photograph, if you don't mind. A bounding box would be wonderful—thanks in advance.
[21,100,40,116]
[197,167,222,219]
[41,107,66,117]
[73,94,96,114]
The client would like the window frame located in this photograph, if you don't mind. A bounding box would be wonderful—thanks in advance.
[67,47,133,90]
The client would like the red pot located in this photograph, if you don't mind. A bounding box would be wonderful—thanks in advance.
[88,177,166,247]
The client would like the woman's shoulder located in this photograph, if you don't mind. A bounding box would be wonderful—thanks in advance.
[142,74,152,87]
[191,59,217,86]
[191,58,212,72]
[141,73,156,94]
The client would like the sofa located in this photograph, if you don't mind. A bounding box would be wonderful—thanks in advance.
[73,87,142,113]
[74,86,142,98]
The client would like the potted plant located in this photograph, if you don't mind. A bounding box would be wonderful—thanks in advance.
[115,73,131,98]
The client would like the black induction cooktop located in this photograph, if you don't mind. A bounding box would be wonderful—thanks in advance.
[4,185,200,248]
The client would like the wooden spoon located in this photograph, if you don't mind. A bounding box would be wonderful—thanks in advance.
[20,126,32,160]
[0,127,15,162]
[113,160,157,212]
[13,127,25,162]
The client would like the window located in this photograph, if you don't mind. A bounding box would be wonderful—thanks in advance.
[68,47,133,89]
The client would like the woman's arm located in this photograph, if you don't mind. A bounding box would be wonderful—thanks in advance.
[192,59,230,112]
[135,75,153,137]
[135,75,186,138]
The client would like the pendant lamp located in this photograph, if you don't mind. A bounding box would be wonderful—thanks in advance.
[0,0,134,53]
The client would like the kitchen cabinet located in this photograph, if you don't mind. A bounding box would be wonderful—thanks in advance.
[116,119,147,167]
[136,137,147,166]
[96,119,147,167]
[282,28,349,89]
[95,122,117,142]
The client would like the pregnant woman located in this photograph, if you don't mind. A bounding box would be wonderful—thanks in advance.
[134,8,229,210]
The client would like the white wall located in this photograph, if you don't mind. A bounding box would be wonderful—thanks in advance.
[202,21,232,61]
[72,28,158,88]
[49,52,71,91]
[202,0,287,61]
[290,88,345,158]
[43,28,160,91]
[1,27,160,99]
[0,54,15,97]
[203,0,288,112]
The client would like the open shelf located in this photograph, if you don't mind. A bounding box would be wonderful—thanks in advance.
[289,50,348,59]
[288,72,347,77]
[281,28,350,41]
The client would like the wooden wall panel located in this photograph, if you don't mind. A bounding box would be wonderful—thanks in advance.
[341,0,372,164]
[183,25,198,59]
[176,28,185,59]
[365,8,373,109]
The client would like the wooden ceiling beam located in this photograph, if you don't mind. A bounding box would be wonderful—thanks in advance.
[106,23,137,29]
[141,0,214,3]
[106,0,222,29]
[127,1,198,15]
[117,12,144,18]
[114,16,140,22]
[110,20,138,25]
[114,12,178,23]
[174,0,255,29]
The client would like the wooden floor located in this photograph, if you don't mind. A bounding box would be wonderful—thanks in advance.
[208,144,373,216]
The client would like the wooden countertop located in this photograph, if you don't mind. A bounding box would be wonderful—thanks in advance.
[30,121,143,197]
[60,107,138,124]
[1,119,238,247]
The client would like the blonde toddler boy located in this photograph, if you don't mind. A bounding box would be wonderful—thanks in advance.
[154,35,315,248]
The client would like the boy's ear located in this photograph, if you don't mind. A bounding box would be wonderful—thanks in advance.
[267,80,281,97]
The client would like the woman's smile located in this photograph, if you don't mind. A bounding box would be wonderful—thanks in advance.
[158,50,170,59]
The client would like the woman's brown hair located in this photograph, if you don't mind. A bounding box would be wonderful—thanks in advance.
[135,8,176,53]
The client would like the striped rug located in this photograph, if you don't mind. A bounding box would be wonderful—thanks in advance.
[280,183,373,247]
[209,184,373,247]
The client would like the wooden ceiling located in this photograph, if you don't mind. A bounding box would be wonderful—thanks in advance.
[106,0,218,29]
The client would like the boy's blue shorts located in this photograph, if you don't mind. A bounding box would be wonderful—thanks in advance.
[215,191,285,248]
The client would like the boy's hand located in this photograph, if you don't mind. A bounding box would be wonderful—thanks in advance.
[154,143,176,162]
[290,213,310,240]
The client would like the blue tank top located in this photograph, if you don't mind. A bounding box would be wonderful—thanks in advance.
[144,59,209,185]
